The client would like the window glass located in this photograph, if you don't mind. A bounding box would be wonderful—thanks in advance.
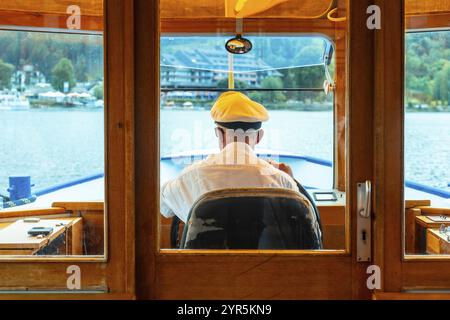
[404,31,450,208]
[160,35,345,251]
[0,29,105,257]
[161,36,334,165]
[404,30,450,256]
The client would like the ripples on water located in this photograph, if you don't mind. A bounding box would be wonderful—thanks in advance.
[0,109,449,192]
[0,108,104,193]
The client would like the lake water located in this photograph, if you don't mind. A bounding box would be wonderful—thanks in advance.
[0,108,104,193]
[1,109,449,193]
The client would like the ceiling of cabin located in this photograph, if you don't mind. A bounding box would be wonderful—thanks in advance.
[405,0,450,15]
[0,0,103,16]
[160,0,450,19]
[160,0,335,19]
[0,0,448,22]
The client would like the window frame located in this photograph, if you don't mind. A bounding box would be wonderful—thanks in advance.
[157,26,349,255]
[402,27,450,261]
[0,25,107,262]
[137,0,381,300]
[0,0,135,298]
[373,0,450,296]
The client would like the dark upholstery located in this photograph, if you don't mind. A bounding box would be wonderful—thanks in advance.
[181,188,323,250]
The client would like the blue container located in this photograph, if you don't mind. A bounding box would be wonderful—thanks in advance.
[7,176,34,201]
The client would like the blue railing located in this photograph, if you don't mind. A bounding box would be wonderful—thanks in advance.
[35,173,104,197]
[161,153,449,199]
[2,154,449,210]
[405,180,450,199]
[1,172,104,209]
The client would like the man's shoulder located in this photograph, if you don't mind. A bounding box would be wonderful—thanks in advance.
[179,159,207,175]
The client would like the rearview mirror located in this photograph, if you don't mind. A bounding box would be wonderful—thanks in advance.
[225,35,253,54]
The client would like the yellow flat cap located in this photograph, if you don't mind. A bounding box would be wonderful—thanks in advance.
[211,91,269,123]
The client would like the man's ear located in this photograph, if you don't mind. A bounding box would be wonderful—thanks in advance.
[216,128,226,149]
[257,129,264,144]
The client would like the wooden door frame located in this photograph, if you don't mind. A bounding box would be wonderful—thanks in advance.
[373,0,450,298]
[135,0,375,300]
[0,0,135,299]
[373,0,404,294]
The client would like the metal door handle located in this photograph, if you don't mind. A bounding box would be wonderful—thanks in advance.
[357,181,372,262]
[358,181,371,218]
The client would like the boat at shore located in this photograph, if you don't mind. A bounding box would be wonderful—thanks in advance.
[0,92,30,111]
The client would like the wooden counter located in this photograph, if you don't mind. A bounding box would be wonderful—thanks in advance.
[414,215,450,254]
[0,217,82,255]
[426,229,450,255]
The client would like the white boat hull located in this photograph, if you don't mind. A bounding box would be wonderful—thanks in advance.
[0,101,30,111]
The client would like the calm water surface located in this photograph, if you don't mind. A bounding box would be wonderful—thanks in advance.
[1,109,449,192]
[0,108,104,192]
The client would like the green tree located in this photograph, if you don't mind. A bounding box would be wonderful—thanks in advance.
[75,55,88,83]
[217,78,248,89]
[51,58,76,92]
[405,32,450,107]
[295,45,324,65]
[0,59,14,89]
[259,76,286,103]
[93,83,104,100]
[433,63,450,104]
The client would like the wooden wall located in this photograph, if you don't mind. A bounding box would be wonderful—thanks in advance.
[405,0,450,15]
[1,0,447,32]
[0,0,103,31]
[160,0,334,19]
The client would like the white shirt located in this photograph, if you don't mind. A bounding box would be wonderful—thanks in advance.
[160,142,300,223]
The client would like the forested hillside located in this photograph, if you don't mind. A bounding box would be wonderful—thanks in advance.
[406,31,449,110]
[0,31,103,87]
[0,30,448,110]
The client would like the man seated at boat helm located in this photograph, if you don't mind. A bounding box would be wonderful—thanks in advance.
[160,91,302,223]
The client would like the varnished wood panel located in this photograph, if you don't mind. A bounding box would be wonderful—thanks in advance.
[334,0,347,192]
[53,202,104,212]
[416,216,450,229]
[407,13,450,30]
[160,0,450,19]
[405,0,450,15]
[70,218,84,255]
[161,18,338,38]
[405,208,421,254]
[0,208,66,219]
[160,0,334,19]
[402,260,450,290]
[347,0,374,300]
[373,0,404,292]
[405,200,431,209]
[82,211,104,255]
[160,217,173,249]
[374,292,450,300]
[418,207,450,216]
[0,11,103,31]
[156,255,352,299]
[134,0,159,300]
[0,0,103,31]
[0,0,102,16]
[426,229,450,255]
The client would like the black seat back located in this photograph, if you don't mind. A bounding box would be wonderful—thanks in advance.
[181,188,323,250]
